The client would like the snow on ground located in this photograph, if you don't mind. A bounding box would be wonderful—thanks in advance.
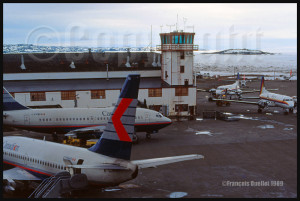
[193,51,297,80]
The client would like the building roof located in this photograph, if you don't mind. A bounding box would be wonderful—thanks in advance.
[3,77,168,93]
[3,52,161,74]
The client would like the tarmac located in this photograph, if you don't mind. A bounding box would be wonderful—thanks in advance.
[3,78,297,198]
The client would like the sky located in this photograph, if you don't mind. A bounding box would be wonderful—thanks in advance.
[3,3,297,52]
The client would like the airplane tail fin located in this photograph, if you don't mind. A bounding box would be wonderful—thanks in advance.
[259,76,267,95]
[88,74,140,160]
[236,72,240,87]
[3,87,30,111]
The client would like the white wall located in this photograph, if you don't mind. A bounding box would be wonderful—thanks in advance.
[13,87,197,116]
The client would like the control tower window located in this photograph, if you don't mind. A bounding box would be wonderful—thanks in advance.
[190,35,194,44]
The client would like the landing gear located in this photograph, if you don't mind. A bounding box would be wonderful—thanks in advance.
[132,133,139,144]
[146,133,151,140]
[258,108,262,113]
[284,109,289,115]
[208,97,213,102]
[289,108,294,113]
[52,132,58,142]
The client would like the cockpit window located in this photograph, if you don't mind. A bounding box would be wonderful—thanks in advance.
[156,113,163,118]
[283,99,292,101]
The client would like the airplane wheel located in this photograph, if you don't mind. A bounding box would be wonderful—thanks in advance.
[132,134,139,144]
[289,108,293,113]
[146,133,151,140]
[258,108,262,113]
[208,97,213,102]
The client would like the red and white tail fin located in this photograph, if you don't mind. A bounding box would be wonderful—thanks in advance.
[88,74,140,160]
[259,76,268,95]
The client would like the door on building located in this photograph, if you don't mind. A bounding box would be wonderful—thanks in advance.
[24,115,30,125]
[189,106,194,116]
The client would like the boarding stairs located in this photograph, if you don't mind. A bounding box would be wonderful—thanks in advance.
[28,171,88,198]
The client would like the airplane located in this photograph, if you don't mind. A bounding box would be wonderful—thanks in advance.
[212,76,296,115]
[198,73,278,102]
[3,87,172,141]
[198,73,256,101]
[3,74,204,197]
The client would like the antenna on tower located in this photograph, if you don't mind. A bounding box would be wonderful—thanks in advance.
[160,25,163,33]
[176,13,178,31]
[150,25,152,51]
[166,24,175,32]
[183,17,187,31]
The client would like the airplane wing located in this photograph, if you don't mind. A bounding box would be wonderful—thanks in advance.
[252,89,278,92]
[3,167,41,181]
[131,154,204,169]
[240,90,257,94]
[67,164,129,170]
[197,89,209,92]
[241,96,260,99]
[212,98,259,105]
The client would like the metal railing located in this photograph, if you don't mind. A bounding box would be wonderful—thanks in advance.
[156,44,198,51]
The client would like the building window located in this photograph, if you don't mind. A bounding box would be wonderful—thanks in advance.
[30,92,46,101]
[148,88,162,97]
[175,104,188,112]
[61,91,76,100]
[180,66,185,73]
[91,90,106,99]
[165,71,168,79]
[175,87,188,96]
[180,51,184,59]
[185,79,189,86]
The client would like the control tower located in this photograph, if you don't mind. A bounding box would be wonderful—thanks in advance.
[157,31,198,86]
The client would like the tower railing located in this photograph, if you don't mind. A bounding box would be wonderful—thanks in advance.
[156,44,198,51]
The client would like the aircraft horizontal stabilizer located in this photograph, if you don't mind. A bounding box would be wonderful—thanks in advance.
[67,164,129,170]
[132,154,203,169]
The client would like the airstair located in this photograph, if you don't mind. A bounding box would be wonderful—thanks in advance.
[28,171,88,198]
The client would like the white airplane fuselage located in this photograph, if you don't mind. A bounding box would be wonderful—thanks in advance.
[259,91,294,109]
[3,107,171,134]
[215,81,240,96]
[3,136,137,186]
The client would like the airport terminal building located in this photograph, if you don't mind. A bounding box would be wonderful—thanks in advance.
[3,31,198,118]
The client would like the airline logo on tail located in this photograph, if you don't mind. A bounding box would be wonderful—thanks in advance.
[88,74,140,160]
[260,76,265,95]
[112,98,133,142]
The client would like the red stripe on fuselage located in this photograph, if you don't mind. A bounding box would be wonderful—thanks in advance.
[3,160,52,177]
[12,122,171,128]
[112,98,133,142]
[260,96,289,105]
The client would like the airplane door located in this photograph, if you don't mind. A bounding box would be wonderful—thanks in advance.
[24,115,30,125]
[145,112,150,123]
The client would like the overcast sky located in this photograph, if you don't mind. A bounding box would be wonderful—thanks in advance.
[3,3,297,52]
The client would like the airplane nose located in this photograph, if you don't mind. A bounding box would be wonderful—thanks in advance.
[165,116,172,124]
